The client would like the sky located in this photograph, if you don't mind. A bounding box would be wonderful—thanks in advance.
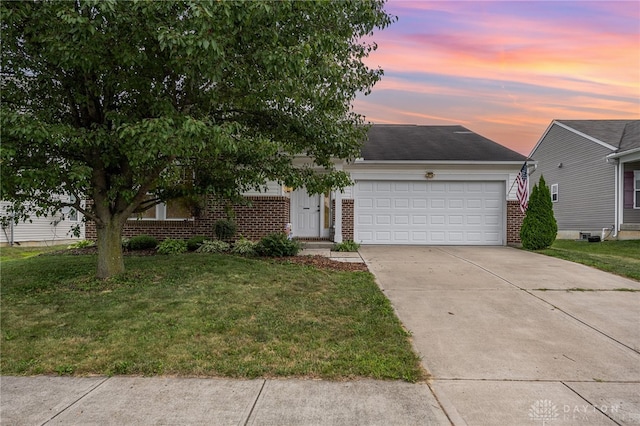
[353,0,640,155]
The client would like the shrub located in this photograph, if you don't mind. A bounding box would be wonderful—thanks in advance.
[128,235,158,250]
[196,240,230,253]
[231,237,257,256]
[186,235,207,251]
[214,219,237,241]
[157,239,188,255]
[332,240,360,252]
[67,240,95,249]
[255,233,302,257]
[520,175,558,250]
[121,237,131,250]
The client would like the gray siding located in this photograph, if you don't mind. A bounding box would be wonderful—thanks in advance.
[530,124,616,230]
[623,162,640,224]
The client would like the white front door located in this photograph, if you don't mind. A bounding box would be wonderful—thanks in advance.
[292,189,321,238]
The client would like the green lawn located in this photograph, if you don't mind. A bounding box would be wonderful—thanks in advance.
[538,240,640,281]
[0,251,423,381]
[0,244,68,262]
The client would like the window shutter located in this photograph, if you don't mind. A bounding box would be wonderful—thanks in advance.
[623,172,634,209]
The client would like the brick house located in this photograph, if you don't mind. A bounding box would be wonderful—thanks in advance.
[87,124,528,245]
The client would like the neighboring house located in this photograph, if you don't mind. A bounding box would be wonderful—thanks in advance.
[0,196,85,247]
[86,124,528,246]
[529,119,640,240]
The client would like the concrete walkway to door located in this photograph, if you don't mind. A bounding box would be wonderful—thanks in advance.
[360,246,640,426]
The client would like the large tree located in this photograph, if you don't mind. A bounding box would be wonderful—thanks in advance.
[1,1,393,278]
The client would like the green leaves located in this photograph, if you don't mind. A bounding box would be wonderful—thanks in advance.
[1,0,393,277]
[521,175,559,250]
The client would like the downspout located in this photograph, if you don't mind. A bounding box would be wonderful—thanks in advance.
[613,162,618,238]
[608,158,619,238]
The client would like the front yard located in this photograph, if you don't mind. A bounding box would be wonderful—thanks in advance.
[0,249,423,381]
[538,239,640,281]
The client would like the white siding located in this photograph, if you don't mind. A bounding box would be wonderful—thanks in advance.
[242,181,284,197]
[1,201,85,245]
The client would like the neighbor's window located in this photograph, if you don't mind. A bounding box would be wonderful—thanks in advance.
[551,184,558,202]
[68,195,78,221]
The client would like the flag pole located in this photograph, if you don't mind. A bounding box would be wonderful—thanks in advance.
[508,161,528,193]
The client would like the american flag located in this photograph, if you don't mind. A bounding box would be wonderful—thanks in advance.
[516,163,528,213]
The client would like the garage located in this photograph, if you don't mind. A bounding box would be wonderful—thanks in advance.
[354,180,505,245]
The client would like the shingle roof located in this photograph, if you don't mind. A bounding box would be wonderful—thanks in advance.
[361,125,527,162]
[555,120,638,149]
[618,121,640,152]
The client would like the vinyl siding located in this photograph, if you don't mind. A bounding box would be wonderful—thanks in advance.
[530,124,616,230]
[241,181,283,197]
[0,201,85,244]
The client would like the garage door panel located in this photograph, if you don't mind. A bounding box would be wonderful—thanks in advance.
[354,180,504,245]
[412,215,427,225]
[395,215,409,225]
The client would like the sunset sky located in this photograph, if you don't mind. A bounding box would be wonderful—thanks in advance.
[354,0,640,155]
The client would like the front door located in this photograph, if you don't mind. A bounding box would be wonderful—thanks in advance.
[292,189,321,238]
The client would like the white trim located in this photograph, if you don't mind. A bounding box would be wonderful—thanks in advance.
[528,121,556,156]
[551,184,559,203]
[614,162,620,235]
[634,171,640,209]
[351,160,527,166]
[607,148,640,162]
[334,191,343,243]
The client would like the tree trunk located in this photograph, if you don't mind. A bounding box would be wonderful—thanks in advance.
[95,218,125,279]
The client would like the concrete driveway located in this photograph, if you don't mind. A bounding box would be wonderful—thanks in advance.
[360,246,640,426]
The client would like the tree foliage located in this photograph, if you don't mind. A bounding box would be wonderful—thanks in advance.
[0,0,393,278]
[520,175,558,250]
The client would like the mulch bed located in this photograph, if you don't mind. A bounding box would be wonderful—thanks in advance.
[273,255,369,272]
[44,248,369,272]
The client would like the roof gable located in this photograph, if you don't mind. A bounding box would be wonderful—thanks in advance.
[618,121,640,153]
[361,125,526,162]
[555,120,637,149]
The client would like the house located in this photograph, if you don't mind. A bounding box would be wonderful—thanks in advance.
[86,124,529,246]
[0,196,85,247]
[528,119,640,240]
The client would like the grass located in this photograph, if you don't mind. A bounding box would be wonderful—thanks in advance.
[0,251,423,382]
[537,240,640,281]
[0,244,67,262]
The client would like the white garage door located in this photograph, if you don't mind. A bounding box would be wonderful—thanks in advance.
[354,181,504,245]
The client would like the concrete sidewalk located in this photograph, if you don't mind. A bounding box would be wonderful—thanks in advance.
[360,245,640,426]
[1,376,449,425]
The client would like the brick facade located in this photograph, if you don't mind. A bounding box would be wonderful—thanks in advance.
[85,196,290,242]
[341,199,354,241]
[506,200,525,245]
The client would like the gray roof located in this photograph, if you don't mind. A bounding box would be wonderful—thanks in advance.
[361,125,527,162]
[618,121,640,152]
[556,119,639,150]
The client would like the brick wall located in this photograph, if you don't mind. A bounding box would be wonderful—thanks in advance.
[507,200,525,245]
[85,196,290,242]
[342,199,354,241]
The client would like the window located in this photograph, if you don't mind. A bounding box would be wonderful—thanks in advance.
[130,197,193,220]
[68,195,78,221]
[551,184,558,202]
